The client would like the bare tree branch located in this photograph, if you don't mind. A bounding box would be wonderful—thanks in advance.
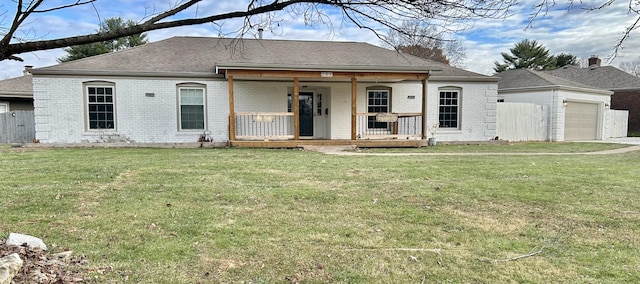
[0,0,522,61]
[477,222,574,264]
[144,0,199,25]
[528,0,640,62]
[619,55,640,76]
[31,0,96,13]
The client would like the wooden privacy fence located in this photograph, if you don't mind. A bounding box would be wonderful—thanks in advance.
[0,110,35,143]
[606,109,628,138]
[497,103,548,142]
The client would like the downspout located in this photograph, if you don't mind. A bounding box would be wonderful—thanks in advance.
[551,89,557,141]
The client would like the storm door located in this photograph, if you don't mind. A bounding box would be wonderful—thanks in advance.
[299,92,314,137]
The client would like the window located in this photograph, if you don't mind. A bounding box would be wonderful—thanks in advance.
[87,85,115,129]
[368,89,390,129]
[0,103,8,113]
[439,88,460,128]
[178,87,205,130]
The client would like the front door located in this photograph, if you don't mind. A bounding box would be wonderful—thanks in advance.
[299,92,314,137]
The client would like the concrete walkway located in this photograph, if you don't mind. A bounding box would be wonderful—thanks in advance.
[304,140,640,156]
[577,137,640,145]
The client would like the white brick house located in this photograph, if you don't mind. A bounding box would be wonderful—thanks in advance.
[31,37,498,146]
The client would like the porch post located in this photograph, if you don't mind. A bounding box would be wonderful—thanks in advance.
[293,77,300,140]
[228,75,236,141]
[421,78,427,140]
[351,77,357,140]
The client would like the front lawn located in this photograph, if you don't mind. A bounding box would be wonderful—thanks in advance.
[361,141,629,153]
[1,146,639,283]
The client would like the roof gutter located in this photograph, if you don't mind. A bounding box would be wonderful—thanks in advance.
[215,62,441,73]
[499,85,613,96]
[609,87,640,92]
[429,75,500,82]
[30,69,225,79]
[0,92,32,98]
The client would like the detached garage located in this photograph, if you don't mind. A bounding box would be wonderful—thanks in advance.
[564,101,599,141]
[497,69,612,141]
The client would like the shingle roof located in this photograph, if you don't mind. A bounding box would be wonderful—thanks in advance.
[545,65,640,90]
[32,36,491,81]
[0,74,32,97]
[497,68,604,90]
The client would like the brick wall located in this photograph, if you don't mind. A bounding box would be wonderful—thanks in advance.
[34,76,230,143]
[33,76,498,143]
[611,91,640,132]
[428,81,498,141]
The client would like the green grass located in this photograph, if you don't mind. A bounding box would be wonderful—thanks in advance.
[1,145,639,283]
[361,141,629,153]
[628,130,640,137]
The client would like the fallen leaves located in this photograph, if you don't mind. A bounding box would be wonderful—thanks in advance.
[0,242,88,283]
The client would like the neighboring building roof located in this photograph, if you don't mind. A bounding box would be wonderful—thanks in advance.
[496,68,612,95]
[32,36,494,81]
[545,65,640,91]
[0,74,33,98]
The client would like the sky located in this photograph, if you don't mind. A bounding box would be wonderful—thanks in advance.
[2,0,640,79]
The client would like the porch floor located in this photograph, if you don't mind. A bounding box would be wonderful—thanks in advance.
[229,139,427,148]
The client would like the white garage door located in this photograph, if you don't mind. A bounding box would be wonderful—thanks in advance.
[564,102,598,141]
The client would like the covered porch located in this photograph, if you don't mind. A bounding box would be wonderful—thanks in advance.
[222,67,430,147]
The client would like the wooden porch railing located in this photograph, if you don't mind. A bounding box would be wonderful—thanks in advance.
[232,112,423,141]
[356,113,423,140]
[234,112,294,140]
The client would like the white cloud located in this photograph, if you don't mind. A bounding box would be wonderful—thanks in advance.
[460,0,640,74]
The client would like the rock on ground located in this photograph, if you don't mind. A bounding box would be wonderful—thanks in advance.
[0,253,23,284]
[0,242,87,283]
[6,233,47,251]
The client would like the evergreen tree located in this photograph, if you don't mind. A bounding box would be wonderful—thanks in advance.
[58,17,148,62]
[553,53,580,68]
[493,39,556,72]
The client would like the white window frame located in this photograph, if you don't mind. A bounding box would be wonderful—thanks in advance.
[85,83,116,131]
[367,88,391,130]
[438,87,461,129]
[177,85,207,131]
[0,102,8,113]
